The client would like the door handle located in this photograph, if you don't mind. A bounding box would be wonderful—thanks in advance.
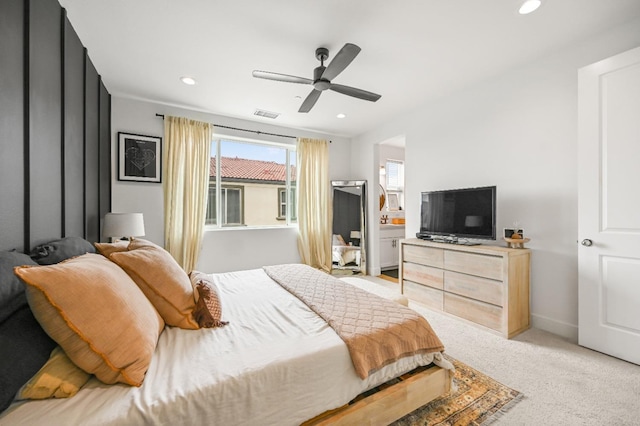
[581,239,593,247]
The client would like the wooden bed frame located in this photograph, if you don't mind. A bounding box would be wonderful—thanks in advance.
[303,364,451,425]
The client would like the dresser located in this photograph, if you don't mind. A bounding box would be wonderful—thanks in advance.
[399,238,530,338]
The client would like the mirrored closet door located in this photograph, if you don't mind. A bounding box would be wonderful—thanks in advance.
[331,180,367,274]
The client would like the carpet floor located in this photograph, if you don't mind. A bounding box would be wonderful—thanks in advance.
[361,276,640,425]
[392,356,522,425]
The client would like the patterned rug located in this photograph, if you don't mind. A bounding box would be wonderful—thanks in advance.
[392,357,523,425]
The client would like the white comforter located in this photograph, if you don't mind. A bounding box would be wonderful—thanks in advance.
[1,268,447,426]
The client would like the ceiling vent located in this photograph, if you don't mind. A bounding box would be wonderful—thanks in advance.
[254,109,280,119]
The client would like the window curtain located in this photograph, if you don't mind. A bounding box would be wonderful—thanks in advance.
[163,116,213,273]
[296,137,332,272]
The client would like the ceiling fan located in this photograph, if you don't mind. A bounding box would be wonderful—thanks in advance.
[252,43,381,113]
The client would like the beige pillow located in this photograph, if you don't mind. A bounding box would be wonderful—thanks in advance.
[17,346,90,400]
[190,271,228,328]
[108,239,199,330]
[94,240,129,257]
[15,254,164,386]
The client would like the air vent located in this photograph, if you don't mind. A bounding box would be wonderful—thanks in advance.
[254,109,280,119]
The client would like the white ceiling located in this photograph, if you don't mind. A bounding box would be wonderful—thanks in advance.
[59,0,640,138]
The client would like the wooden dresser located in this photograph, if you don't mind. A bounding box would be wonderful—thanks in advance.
[399,238,530,338]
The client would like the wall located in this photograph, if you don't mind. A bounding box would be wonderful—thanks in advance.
[353,18,640,341]
[0,0,110,252]
[111,97,351,273]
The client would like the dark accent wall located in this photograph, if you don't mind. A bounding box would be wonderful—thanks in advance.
[0,0,111,252]
[332,189,362,244]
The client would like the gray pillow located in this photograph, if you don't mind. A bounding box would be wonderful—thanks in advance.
[0,251,37,323]
[30,237,95,265]
[0,305,56,413]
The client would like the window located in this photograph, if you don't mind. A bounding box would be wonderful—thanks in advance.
[206,186,244,226]
[278,187,297,221]
[385,160,404,192]
[206,137,297,228]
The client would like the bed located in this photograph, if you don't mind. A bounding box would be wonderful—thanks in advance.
[332,234,361,267]
[1,241,453,425]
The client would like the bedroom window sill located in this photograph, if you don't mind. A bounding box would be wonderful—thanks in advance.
[203,224,298,232]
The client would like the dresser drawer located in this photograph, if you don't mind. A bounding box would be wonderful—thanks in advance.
[444,271,503,306]
[445,251,503,281]
[403,262,444,290]
[403,244,444,268]
[444,293,503,332]
[403,280,443,310]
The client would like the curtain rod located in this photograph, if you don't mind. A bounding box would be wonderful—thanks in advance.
[155,113,331,142]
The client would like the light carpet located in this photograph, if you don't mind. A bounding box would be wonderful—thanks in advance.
[362,276,640,425]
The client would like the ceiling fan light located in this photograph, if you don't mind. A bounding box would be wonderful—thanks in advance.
[180,76,197,85]
[519,0,541,14]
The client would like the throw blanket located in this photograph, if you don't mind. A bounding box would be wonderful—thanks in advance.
[263,264,445,379]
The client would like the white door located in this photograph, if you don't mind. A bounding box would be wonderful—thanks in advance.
[578,46,640,364]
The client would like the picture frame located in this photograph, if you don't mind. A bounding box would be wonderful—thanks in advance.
[503,228,524,239]
[118,132,162,183]
[387,193,399,211]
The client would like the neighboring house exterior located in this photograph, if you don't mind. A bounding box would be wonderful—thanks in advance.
[206,157,296,226]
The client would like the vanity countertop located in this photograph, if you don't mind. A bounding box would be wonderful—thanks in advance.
[380,224,405,230]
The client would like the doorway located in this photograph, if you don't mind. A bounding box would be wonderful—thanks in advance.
[377,136,405,281]
[578,46,640,365]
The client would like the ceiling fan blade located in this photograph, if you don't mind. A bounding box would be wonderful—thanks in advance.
[299,89,322,113]
[252,70,312,85]
[329,84,381,102]
[321,43,361,81]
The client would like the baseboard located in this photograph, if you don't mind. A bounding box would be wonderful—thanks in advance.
[531,314,578,343]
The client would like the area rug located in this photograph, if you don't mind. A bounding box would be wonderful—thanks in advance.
[391,357,523,426]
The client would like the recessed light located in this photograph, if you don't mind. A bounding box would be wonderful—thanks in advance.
[519,0,541,14]
[336,113,346,119]
[180,76,197,85]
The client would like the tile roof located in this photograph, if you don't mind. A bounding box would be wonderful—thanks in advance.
[210,157,295,182]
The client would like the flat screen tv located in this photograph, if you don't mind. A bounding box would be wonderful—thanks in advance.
[417,186,496,242]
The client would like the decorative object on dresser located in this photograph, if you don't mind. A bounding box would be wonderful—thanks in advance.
[400,238,530,338]
[503,227,530,248]
[117,132,162,183]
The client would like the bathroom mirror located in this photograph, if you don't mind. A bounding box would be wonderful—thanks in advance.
[331,180,367,274]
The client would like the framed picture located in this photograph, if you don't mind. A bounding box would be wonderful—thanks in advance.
[118,132,162,183]
[387,193,399,211]
[503,228,524,238]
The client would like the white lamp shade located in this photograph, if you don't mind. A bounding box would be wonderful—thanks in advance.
[350,230,361,239]
[103,213,145,239]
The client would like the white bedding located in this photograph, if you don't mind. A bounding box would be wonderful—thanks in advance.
[332,245,360,266]
[1,268,448,426]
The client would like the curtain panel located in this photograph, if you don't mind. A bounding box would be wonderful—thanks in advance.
[163,116,213,272]
[296,137,332,271]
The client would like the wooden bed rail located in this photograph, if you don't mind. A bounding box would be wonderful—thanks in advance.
[302,365,451,426]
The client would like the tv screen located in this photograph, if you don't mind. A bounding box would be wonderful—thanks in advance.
[419,186,496,241]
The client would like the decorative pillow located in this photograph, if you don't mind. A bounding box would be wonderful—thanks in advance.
[94,240,129,258]
[190,271,228,328]
[0,305,57,413]
[17,346,90,400]
[107,239,199,330]
[14,254,164,386]
[30,237,96,265]
[1,251,37,323]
